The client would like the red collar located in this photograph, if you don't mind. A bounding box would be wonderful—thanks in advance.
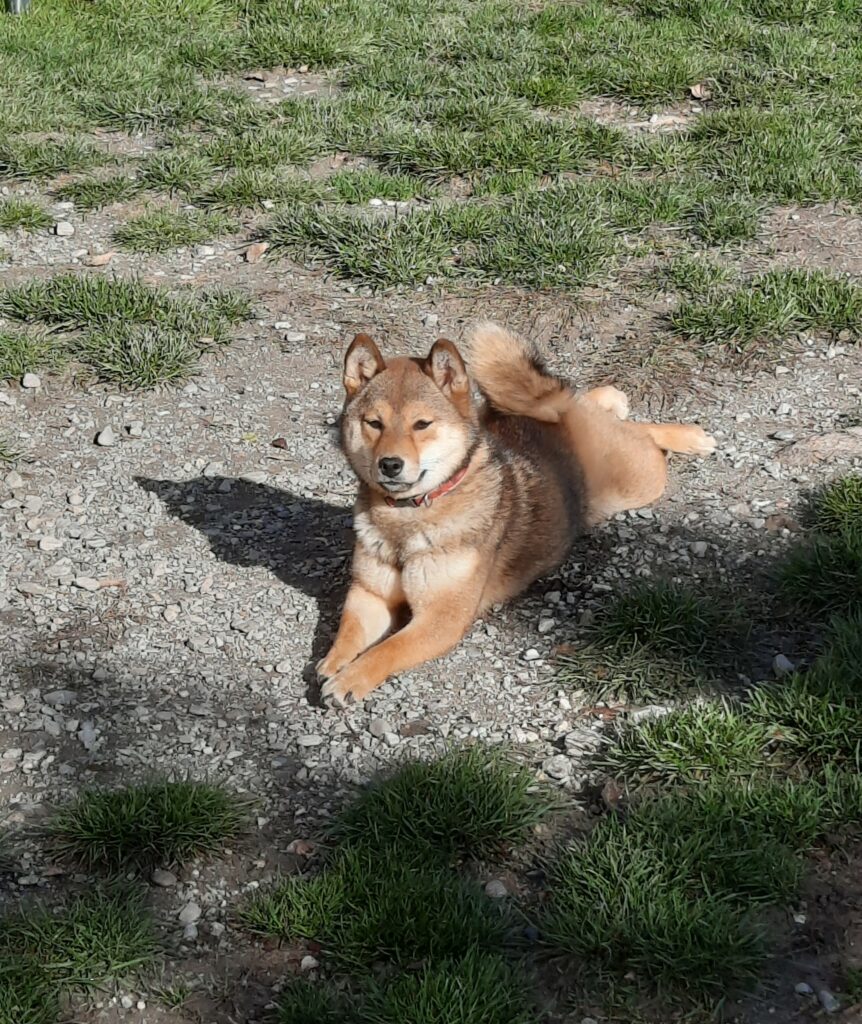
[384,463,470,508]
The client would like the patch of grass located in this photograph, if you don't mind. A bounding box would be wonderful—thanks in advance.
[51,780,247,869]
[242,844,506,969]
[0,435,20,464]
[672,268,862,351]
[542,772,862,999]
[56,173,140,211]
[652,252,733,294]
[0,887,158,992]
[278,979,347,1024]
[690,193,761,245]
[331,746,548,860]
[329,168,435,204]
[139,150,217,195]
[0,197,51,232]
[0,137,101,180]
[777,530,862,617]
[114,207,236,253]
[0,328,61,381]
[360,949,532,1024]
[599,701,770,785]
[194,167,327,211]
[205,124,327,170]
[0,955,57,1024]
[809,474,862,540]
[78,325,207,389]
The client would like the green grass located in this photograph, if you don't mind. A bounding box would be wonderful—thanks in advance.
[777,531,862,616]
[690,193,761,245]
[51,780,247,869]
[329,168,436,203]
[114,207,236,253]
[557,582,738,702]
[241,844,506,969]
[672,268,862,352]
[809,474,862,539]
[0,197,52,232]
[0,887,158,995]
[194,167,327,211]
[56,173,140,211]
[0,274,251,387]
[0,956,57,1024]
[0,328,61,380]
[0,137,101,180]
[139,150,217,195]
[0,434,20,464]
[330,746,548,860]
[652,253,733,294]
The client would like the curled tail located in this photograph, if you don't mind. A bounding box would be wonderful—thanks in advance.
[466,321,573,423]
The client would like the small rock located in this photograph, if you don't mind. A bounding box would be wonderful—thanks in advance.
[287,839,315,856]
[178,902,202,925]
[542,754,571,779]
[240,471,267,484]
[300,954,319,972]
[183,923,199,941]
[297,734,323,747]
[38,536,63,552]
[163,604,180,622]
[271,436,288,449]
[2,696,25,713]
[773,653,795,678]
[274,321,292,330]
[537,617,556,634]
[209,921,226,938]
[818,989,840,1014]
[95,426,116,447]
[523,648,540,661]
[121,995,134,1009]
[21,373,41,389]
[422,312,439,327]
[794,982,813,995]
[383,731,400,747]
[196,244,216,257]
[369,717,391,738]
[151,868,178,887]
[274,661,291,675]
[689,541,708,557]
[245,241,269,263]
[127,420,144,438]
[73,576,100,592]
[286,331,306,343]
[17,582,48,597]
[44,690,76,706]
[484,879,508,899]
[54,221,75,236]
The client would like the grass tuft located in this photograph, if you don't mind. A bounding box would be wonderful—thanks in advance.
[139,150,217,195]
[672,268,862,351]
[0,137,101,180]
[330,746,548,860]
[0,328,62,380]
[114,207,236,253]
[777,531,862,617]
[51,780,247,868]
[0,197,52,232]
[690,193,761,245]
[194,167,327,211]
[56,174,140,211]
[809,474,862,539]
[329,168,436,204]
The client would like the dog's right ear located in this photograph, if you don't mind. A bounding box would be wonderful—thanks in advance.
[343,333,385,399]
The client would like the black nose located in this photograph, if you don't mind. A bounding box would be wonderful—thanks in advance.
[378,456,404,478]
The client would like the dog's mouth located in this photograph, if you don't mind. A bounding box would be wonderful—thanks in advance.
[378,470,426,493]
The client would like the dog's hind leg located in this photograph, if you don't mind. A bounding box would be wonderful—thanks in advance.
[638,423,716,457]
[583,385,630,420]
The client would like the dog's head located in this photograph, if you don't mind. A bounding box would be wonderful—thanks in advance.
[340,333,479,499]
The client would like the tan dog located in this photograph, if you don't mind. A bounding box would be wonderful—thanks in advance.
[318,323,715,705]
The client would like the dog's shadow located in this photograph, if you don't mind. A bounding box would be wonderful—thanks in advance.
[135,475,353,696]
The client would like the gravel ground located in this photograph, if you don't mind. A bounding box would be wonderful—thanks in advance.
[2,189,862,1022]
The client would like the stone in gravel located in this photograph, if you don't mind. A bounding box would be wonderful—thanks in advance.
[244,241,268,263]
[54,221,74,236]
[773,654,795,677]
[383,731,400,747]
[127,420,144,437]
[484,879,508,899]
[183,923,198,941]
[21,373,41,389]
[73,576,100,592]
[286,839,315,856]
[818,990,840,1013]
[795,982,813,995]
[274,321,291,330]
[542,754,571,779]
[44,690,76,706]
[275,661,291,675]
[537,617,555,634]
[151,868,178,887]
[4,470,24,488]
[95,426,116,447]
[286,331,306,343]
[163,605,180,622]
[297,734,323,747]
[240,471,267,484]
[369,717,391,738]
[689,541,708,557]
[77,721,98,749]
[2,696,25,713]
[38,536,63,552]
[422,312,439,327]
[120,996,134,1010]
[209,921,225,938]
[18,582,49,596]
[178,902,202,925]
[202,461,222,478]
[300,955,319,972]
[523,648,540,661]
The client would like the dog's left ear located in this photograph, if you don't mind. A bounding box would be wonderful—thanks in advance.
[344,333,385,399]
[426,338,469,399]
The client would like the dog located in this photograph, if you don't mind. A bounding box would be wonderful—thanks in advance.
[317,322,715,705]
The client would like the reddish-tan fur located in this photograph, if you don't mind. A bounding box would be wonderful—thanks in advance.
[318,323,716,705]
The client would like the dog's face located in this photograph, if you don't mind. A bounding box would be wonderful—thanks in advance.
[340,333,478,499]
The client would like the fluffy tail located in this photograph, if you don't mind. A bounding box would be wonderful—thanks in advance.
[466,321,573,423]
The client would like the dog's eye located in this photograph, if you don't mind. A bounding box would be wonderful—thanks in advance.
[364,418,383,431]
[413,419,432,431]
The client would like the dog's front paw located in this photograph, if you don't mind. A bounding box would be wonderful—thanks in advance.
[681,426,717,457]
[320,664,378,708]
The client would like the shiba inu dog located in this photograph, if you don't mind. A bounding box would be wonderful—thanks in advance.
[318,322,715,705]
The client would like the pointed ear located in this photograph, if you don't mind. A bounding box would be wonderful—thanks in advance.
[426,338,469,398]
[344,333,385,399]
